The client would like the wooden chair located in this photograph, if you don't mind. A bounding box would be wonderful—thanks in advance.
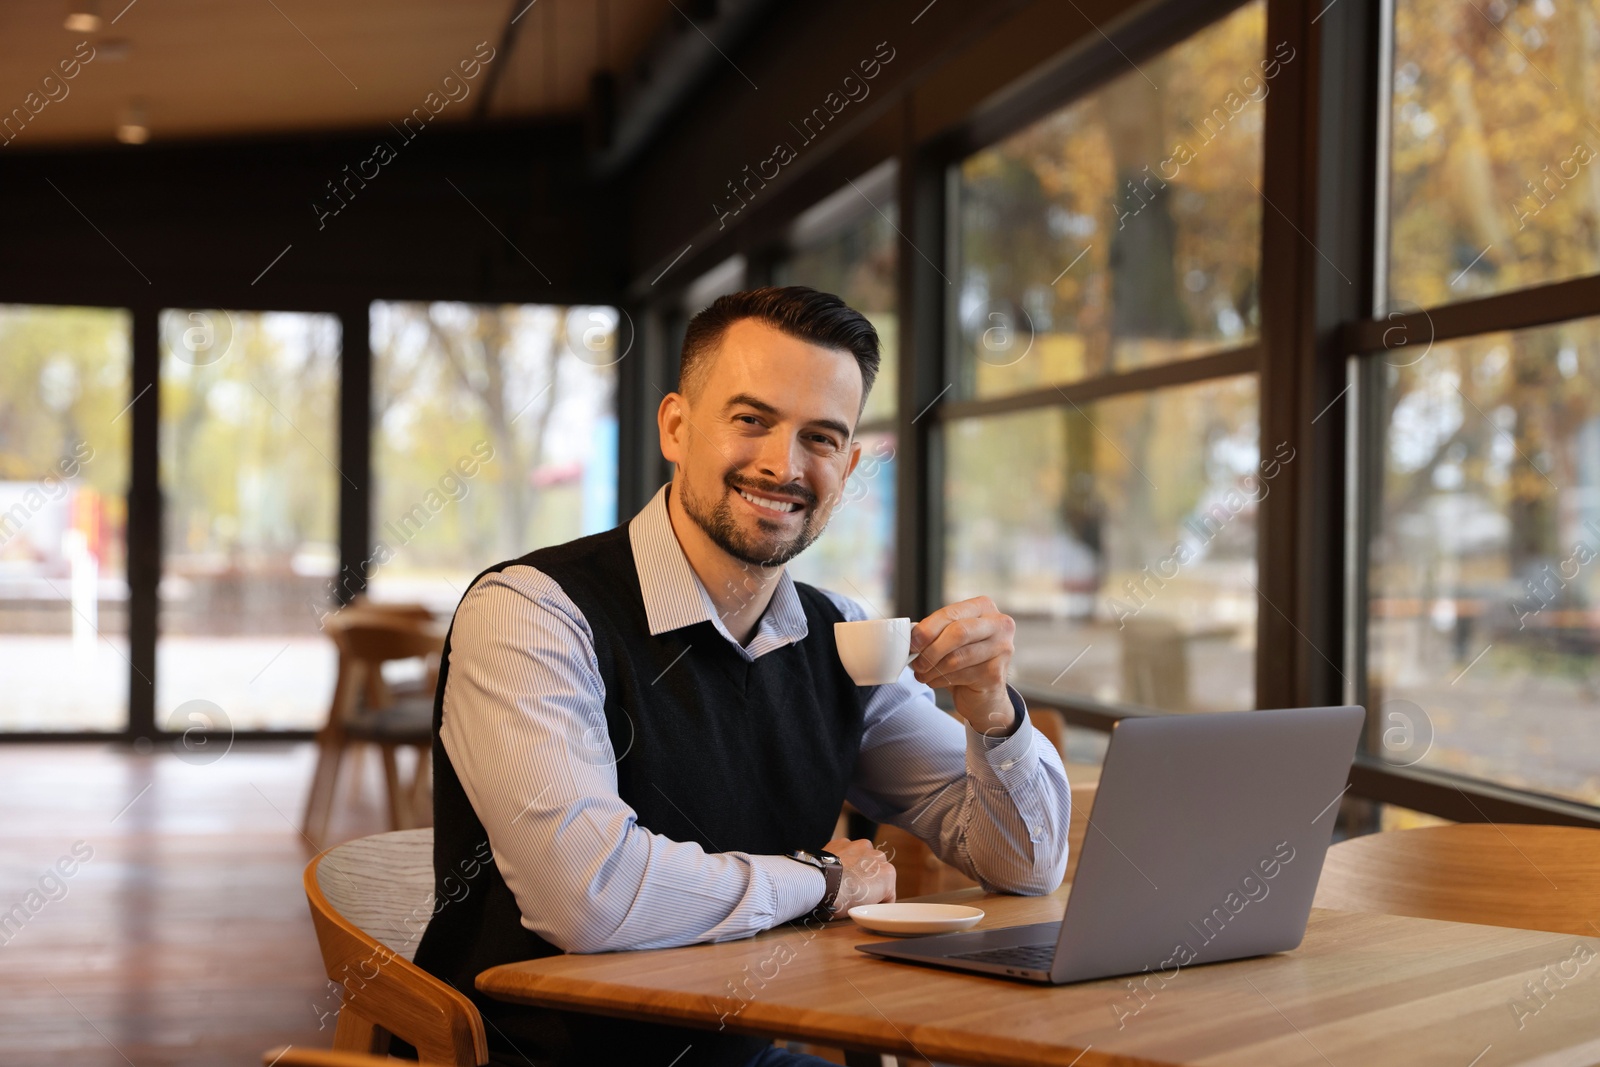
[304,828,488,1065]
[304,614,444,846]
[1313,824,1600,937]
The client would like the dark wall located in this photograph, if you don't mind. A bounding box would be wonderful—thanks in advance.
[614,0,1209,294]
[0,119,622,311]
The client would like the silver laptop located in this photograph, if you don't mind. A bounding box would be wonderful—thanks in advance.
[856,705,1364,983]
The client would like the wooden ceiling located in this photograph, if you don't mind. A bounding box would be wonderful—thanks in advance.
[0,0,670,147]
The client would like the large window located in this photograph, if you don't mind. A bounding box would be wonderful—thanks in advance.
[778,163,900,610]
[368,302,619,613]
[0,305,131,732]
[952,2,1266,399]
[1388,0,1600,306]
[1367,320,1600,805]
[946,377,1260,712]
[158,310,340,732]
[943,1,1266,714]
[1353,0,1600,815]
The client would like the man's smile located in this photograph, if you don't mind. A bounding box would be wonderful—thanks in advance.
[734,485,805,517]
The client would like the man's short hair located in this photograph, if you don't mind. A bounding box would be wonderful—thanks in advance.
[677,286,881,414]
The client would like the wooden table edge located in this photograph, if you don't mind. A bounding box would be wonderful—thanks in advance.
[473,896,1600,1067]
[473,961,1124,1067]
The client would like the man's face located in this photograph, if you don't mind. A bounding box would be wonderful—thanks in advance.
[660,318,864,568]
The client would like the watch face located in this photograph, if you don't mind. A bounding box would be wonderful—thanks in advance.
[789,849,840,868]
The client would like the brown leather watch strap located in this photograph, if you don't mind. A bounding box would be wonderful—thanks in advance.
[817,857,844,917]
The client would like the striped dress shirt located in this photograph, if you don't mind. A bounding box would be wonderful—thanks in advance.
[439,483,1072,954]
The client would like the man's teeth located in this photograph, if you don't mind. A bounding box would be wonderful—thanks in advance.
[738,488,801,513]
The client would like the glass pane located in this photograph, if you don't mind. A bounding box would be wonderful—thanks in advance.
[952,1,1266,398]
[1388,0,1600,306]
[0,305,131,731]
[944,376,1261,712]
[787,430,896,610]
[159,310,340,732]
[776,182,899,424]
[368,302,619,614]
[1368,318,1600,805]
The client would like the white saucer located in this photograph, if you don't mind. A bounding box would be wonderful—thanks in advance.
[847,903,985,936]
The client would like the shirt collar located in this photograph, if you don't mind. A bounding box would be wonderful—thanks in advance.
[628,483,809,654]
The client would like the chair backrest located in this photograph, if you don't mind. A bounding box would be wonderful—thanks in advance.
[331,618,444,665]
[316,828,437,961]
[325,617,444,715]
[344,596,437,622]
[304,829,487,1065]
[1313,824,1600,937]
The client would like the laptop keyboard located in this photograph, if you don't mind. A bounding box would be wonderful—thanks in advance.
[949,943,1056,970]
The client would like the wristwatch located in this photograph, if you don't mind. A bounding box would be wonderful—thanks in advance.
[786,848,844,918]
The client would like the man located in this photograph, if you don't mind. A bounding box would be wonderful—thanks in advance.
[415,287,1071,1066]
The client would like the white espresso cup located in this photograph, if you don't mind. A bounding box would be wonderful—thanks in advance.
[834,617,916,686]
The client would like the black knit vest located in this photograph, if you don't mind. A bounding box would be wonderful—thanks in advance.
[413,519,868,1067]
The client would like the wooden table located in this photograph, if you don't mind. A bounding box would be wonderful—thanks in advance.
[478,885,1600,1067]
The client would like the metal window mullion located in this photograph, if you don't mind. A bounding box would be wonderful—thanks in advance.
[128,303,160,740]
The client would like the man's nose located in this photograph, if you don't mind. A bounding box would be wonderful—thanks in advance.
[755,432,803,486]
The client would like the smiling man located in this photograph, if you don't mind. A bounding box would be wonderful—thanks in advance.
[414,287,1071,1067]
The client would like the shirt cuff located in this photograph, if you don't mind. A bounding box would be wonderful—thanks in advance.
[753,853,827,926]
[967,685,1039,790]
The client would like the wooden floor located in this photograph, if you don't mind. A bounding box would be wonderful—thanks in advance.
[0,742,396,1066]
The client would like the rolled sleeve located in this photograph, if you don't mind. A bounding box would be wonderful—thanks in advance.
[754,854,828,925]
[969,686,1040,789]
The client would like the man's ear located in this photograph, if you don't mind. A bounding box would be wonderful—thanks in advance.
[844,437,864,480]
[658,391,688,466]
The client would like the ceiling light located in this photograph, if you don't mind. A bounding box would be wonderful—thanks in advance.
[64,2,101,32]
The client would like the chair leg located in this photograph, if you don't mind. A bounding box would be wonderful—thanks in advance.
[380,744,409,830]
[343,744,368,806]
[332,1005,387,1054]
[409,745,433,827]
[302,734,346,848]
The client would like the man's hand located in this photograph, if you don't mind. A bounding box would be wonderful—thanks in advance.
[908,596,1018,737]
[824,837,895,919]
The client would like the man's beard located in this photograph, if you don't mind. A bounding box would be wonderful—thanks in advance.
[679,474,827,568]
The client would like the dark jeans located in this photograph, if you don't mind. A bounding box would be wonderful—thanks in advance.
[743,1048,844,1066]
